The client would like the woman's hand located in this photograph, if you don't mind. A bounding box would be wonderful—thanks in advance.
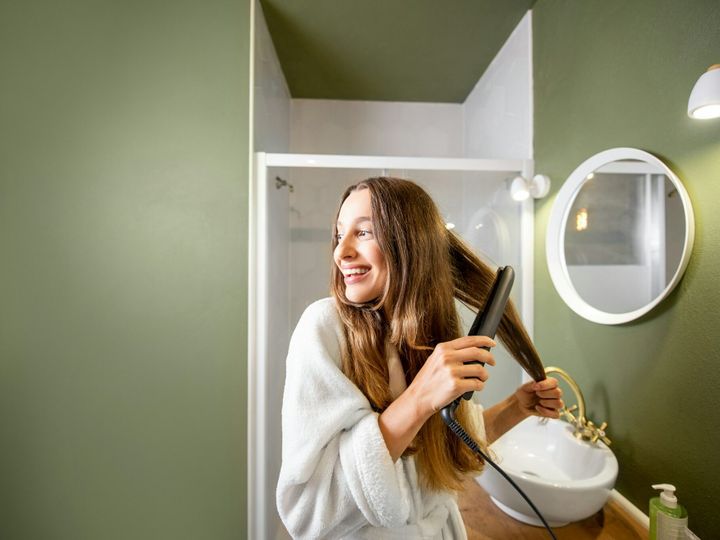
[483,377,565,443]
[407,335,496,420]
[514,377,564,419]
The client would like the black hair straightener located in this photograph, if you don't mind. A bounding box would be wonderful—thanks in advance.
[440,266,557,540]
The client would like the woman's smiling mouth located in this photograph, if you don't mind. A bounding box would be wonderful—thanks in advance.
[343,266,371,284]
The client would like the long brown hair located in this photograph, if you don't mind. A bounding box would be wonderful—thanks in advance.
[330,177,545,492]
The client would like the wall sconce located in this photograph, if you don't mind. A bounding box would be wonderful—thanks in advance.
[688,64,720,119]
[510,174,551,202]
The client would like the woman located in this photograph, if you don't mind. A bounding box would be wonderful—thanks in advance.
[277,177,563,539]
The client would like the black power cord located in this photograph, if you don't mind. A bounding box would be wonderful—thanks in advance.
[441,404,557,540]
[440,265,556,538]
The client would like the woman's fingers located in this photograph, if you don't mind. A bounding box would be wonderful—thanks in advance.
[451,346,496,366]
[454,363,491,382]
[536,387,562,399]
[536,405,561,418]
[530,378,562,398]
[413,337,499,415]
[462,377,488,394]
[533,377,559,391]
[447,335,497,350]
[539,398,564,409]
[431,339,496,367]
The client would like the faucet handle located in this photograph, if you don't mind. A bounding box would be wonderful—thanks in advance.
[560,404,578,424]
[589,421,612,446]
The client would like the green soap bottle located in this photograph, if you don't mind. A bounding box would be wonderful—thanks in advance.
[649,484,688,540]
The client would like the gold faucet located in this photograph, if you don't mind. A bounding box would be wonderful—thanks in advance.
[544,366,611,446]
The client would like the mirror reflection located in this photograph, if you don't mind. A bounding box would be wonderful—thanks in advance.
[563,160,687,314]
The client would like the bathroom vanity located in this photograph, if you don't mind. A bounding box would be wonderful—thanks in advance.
[459,479,646,539]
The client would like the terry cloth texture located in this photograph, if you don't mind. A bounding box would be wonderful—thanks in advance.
[276,297,487,539]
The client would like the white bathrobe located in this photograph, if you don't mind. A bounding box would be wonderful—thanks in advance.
[276,298,486,539]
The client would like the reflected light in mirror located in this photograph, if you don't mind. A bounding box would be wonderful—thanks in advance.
[576,208,588,232]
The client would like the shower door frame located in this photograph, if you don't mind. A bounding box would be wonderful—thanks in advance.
[249,152,535,540]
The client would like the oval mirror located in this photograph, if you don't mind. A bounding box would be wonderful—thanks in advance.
[546,148,695,325]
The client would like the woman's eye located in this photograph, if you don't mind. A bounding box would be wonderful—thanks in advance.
[358,229,372,238]
[335,233,344,241]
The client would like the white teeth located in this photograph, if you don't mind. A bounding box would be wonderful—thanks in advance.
[345,268,369,276]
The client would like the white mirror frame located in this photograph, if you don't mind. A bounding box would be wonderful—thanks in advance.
[546,147,695,325]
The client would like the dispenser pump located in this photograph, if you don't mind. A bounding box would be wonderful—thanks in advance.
[652,484,678,508]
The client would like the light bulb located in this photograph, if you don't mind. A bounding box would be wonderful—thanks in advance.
[510,176,530,201]
[688,64,720,119]
[691,104,720,119]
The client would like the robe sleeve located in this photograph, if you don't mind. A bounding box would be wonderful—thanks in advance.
[276,299,412,539]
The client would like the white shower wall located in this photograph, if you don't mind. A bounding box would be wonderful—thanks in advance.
[290,99,464,156]
[253,0,290,153]
[463,11,533,159]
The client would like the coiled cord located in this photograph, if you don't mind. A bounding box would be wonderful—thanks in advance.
[443,415,558,540]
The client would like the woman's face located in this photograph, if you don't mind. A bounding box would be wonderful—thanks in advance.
[334,188,388,304]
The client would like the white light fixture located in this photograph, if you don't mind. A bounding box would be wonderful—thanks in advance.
[688,64,720,119]
[510,174,551,202]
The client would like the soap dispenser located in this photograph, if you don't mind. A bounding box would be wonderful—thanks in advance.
[649,484,688,540]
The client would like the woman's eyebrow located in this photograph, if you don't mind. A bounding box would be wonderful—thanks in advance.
[336,216,372,227]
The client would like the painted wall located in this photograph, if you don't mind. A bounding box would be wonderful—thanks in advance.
[533,1,720,537]
[0,1,251,538]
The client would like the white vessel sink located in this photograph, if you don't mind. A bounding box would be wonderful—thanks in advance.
[476,416,618,527]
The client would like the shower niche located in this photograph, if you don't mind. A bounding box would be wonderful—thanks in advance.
[249,152,537,539]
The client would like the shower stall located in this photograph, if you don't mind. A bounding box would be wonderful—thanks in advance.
[249,152,536,539]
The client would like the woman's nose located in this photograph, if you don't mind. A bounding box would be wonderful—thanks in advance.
[335,236,356,259]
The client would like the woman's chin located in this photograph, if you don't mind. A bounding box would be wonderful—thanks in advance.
[347,293,370,304]
[346,288,381,305]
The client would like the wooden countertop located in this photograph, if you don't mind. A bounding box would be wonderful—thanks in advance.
[459,478,647,539]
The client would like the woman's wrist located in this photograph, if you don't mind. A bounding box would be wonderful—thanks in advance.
[404,382,434,424]
[509,393,533,421]
[484,393,532,444]
[379,385,431,461]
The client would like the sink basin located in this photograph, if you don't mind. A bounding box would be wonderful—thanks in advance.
[476,416,618,527]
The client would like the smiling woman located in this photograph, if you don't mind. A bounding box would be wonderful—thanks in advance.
[275,176,563,539]
[249,153,541,539]
[333,188,388,304]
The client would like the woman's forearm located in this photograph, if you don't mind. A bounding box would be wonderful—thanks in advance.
[380,389,530,458]
[378,385,431,462]
[482,394,530,444]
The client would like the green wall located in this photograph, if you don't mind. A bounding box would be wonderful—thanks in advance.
[533,1,719,537]
[0,1,251,538]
